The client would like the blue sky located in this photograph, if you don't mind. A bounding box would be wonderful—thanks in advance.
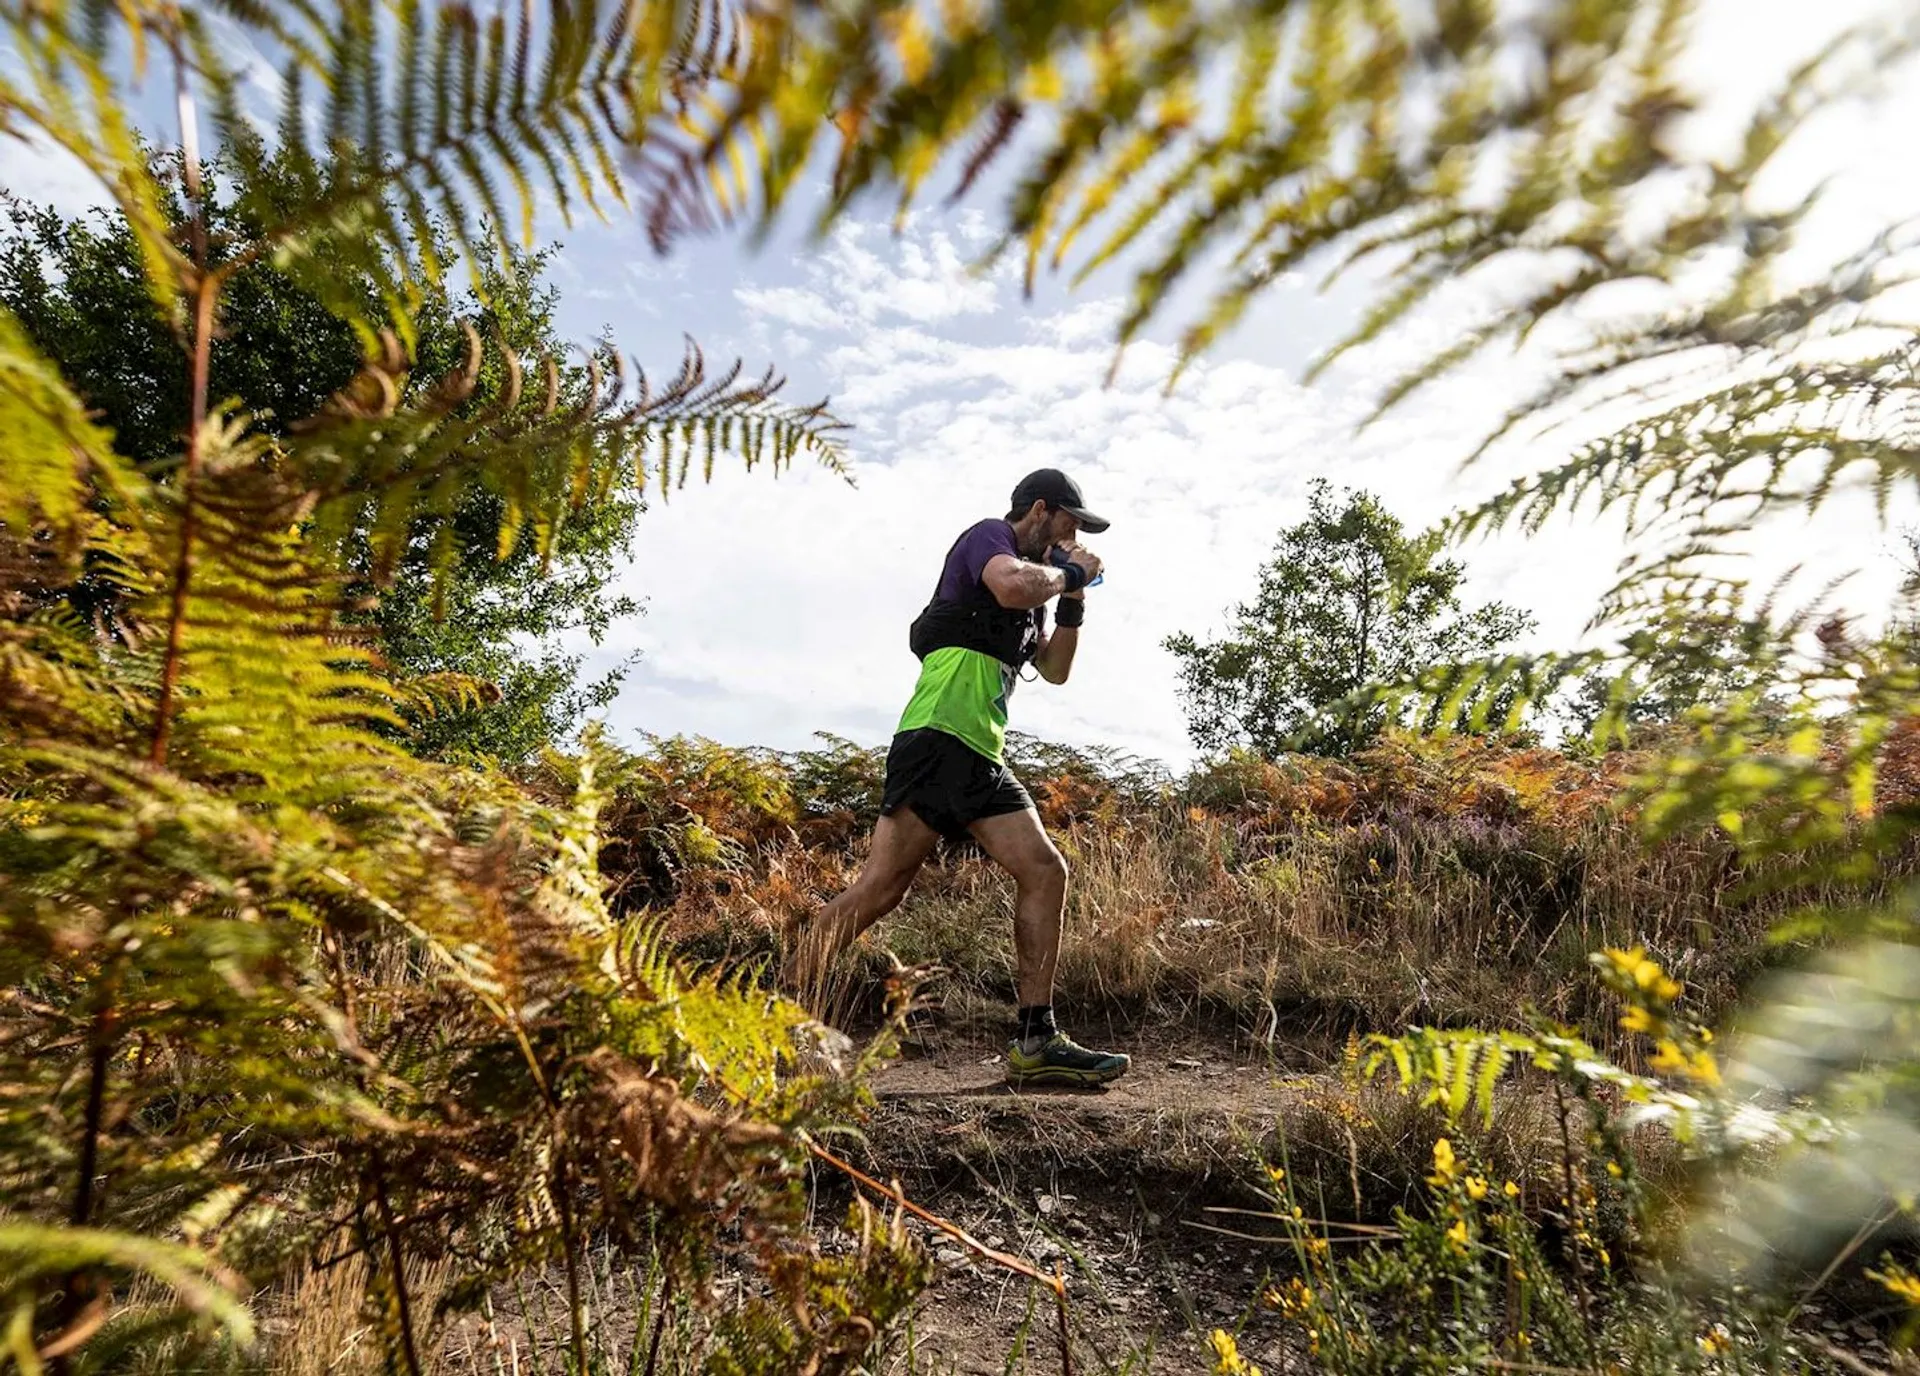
[7,0,1919,767]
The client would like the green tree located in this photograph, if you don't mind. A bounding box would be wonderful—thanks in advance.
[1557,599,1787,747]
[1166,481,1534,755]
[0,174,639,764]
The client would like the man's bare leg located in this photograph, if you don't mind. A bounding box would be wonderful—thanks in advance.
[965,807,1068,1008]
[968,806,1129,1085]
[786,807,940,1006]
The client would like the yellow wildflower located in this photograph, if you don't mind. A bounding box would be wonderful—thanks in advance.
[1208,1328,1263,1376]
[1446,1218,1470,1253]
[1428,1137,1457,1185]
[1602,945,1683,1001]
[1264,1278,1315,1318]
[1698,1324,1730,1354]
[1265,1163,1286,1186]
[1873,1265,1920,1306]
[1503,1180,1521,1198]
[1465,1176,1488,1201]
[1649,1039,1721,1085]
[1605,1160,1623,1179]
[1619,1005,1655,1034]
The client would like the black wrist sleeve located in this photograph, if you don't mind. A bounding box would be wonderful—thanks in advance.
[1054,596,1085,628]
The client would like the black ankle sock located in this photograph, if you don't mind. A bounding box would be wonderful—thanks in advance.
[1016,1005,1057,1043]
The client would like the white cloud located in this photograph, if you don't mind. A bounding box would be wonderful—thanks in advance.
[601,194,1913,768]
[734,221,1003,335]
[736,284,850,332]
[0,133,110,218]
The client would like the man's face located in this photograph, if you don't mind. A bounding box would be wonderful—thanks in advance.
[1006,502,1082,556]
[1016,503,1080,558]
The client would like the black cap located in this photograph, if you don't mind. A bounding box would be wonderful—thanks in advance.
[1009,468,1111,534]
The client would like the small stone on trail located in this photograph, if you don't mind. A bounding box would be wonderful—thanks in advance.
[936,1247,967,1267]
[1170,1058,1203,1071]
[1037,1193,1058,1215]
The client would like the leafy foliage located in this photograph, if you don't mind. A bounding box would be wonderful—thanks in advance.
[0,179,644,764]
[1241,1131,1840,1375]
[1168,481,1534,756]
[0,2,901,1369]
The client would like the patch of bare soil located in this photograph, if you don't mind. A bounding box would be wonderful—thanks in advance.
[823,1026,1322,1374]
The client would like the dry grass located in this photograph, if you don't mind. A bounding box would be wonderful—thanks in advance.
[262,1249,452,1376]
[803,805,1858,1064]
[627,731,1910,1056]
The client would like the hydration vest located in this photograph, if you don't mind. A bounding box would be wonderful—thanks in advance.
[908,595,1042,668]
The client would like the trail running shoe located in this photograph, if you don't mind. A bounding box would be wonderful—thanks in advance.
[1005,1032,1131,1087]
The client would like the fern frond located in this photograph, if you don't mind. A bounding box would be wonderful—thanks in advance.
[286,327,847,597]
[6,0,765,344]
[0,305,139,543]
[0,1223,254,1348]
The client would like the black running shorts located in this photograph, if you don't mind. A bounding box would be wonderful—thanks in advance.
[880,728,1034,841]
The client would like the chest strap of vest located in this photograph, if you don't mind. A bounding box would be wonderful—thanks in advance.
[909,597,1039,667]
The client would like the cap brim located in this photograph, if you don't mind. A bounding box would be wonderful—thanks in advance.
[1064,505,1111,534]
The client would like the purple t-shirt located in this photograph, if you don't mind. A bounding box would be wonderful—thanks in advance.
[899,519,1051,759]
[935,519,1047,634]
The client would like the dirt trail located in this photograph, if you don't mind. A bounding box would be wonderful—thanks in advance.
[833,1029,1325,1373]
[873,1027,1308,1109]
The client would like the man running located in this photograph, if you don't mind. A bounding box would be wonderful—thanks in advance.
[791,469,1130,1087]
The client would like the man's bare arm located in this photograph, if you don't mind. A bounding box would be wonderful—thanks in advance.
[982,553,1071,610]
[1033,621,1079,684]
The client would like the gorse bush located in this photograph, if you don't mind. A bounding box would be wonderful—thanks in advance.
[1204,943,1920,1374]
